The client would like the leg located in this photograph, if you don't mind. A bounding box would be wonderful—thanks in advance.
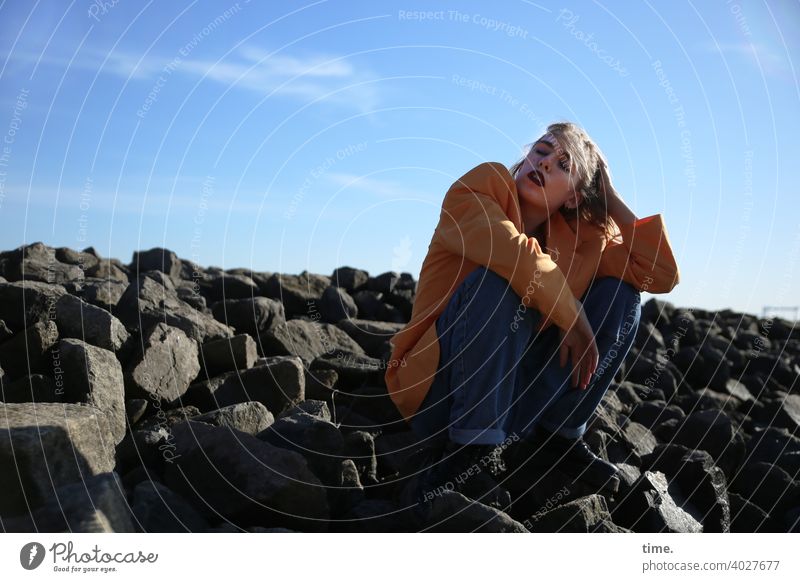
[507,277,641,439]
[409,266,542,446]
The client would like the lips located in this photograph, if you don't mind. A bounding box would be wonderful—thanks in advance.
[527,169,545,187]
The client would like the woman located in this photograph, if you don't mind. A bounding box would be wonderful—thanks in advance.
[385,122,679,509]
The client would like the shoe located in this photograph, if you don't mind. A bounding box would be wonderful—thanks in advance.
[399,441,512,514]
[509,429,620,494]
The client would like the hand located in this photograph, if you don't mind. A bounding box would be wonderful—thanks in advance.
[558,301,599,390]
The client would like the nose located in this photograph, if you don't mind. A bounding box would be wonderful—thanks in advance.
[538,156,550,173]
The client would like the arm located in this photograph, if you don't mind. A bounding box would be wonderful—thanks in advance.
[595,162,680,293]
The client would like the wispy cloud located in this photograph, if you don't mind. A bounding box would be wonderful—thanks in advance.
[6,44,383,112]
[702,41,790,78]
[326,173,430,200]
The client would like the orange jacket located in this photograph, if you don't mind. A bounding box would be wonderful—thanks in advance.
[385,162,679,421]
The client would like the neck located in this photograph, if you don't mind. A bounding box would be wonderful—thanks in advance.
[521,206,550,238]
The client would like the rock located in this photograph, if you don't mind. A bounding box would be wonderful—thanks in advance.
[336,319,405,359]
[210,296,285,338]
[0,320,59,379]
[1,374,61,403]
[525,494,625,532]
[643,444,730,532]
[184,356,304,416]
[730,462,800,516]
[124,323,200,406]
[259,411,345,485]
[611,470,703,533]
[422,491,526,533]
[205,274,260,303]
[344,430,378,486]
[669,409,746,481]
[55,294,129,352]
[260,319,365,366]
[0,242,83,284]
[674,345,731,391]
[80,278,128,311]
[280,399,332,422]
[753,394,800,434]
[136,405,202,432]
[131,480,211,532]
[728,493,783,533]
[311,352,384,390]
[621,421,657,457]
[116,274,233,342]
[5,472,135,533]
[304,368,340,405]
[165,421,329,531]
[58,338,126,443]
[331,266,369,291]
[0,403,115,516]
[367,271,399,294]
[125,398,148,424]
[319,285,358,323]
[745,426,800,476]
[85,259,129,283]
[723,378,754,402]
[747,354,797,389]
[199,334,257,377]
[630,402,685,429]
[56,247,100,270]
[130,248,183,279]
[192,401,274,435]
[261,271,330,318]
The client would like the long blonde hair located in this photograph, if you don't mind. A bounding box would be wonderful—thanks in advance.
[509,121,613,236]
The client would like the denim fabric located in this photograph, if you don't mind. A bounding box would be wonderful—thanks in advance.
[409,266,641,446]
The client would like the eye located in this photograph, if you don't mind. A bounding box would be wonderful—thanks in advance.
[558,156,570,172]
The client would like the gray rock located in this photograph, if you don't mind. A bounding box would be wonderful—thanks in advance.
[0,320,59,380]
[0,242,83,284]
[116,274,233,342]
[261,271,330,318]
[0,402,115,516]
[55,293,129,352]
[0,280,66,330]
[125,323,200,406]
[211,296,285,338]
[164,421,329,531]
[59,338,126,443]
[80,277,128,311]
[611,470,703,533]
[125,398,148,424]
[621,421,657,457]
[336,318,405,359]
[259,411,344,485]
[526,494,624,533]
[8,472,135,533]
[207,274,260,302]
[330,266,369,291]
[280,399,331,422]
[56,247,100,270]
[423,491,527,533]
[260,319,365,366]
[200,334,257,377]
[131,480,211,532]
[367,271,399,294]
[731,461,800,516]
[669,408,746,481]
[192,401,274,435]
[319,285,358,323]
[130,247,183,279]
[185,356,304,416]
[344,430,378,485]
[1,374,61,403]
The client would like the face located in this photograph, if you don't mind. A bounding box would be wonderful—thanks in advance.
[515,133,579,215]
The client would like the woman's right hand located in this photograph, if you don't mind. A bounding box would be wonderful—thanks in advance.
[558,300,599,390]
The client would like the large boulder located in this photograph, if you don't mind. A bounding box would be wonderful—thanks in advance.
[164,421,329,531]
[58,338,126,443]
[260,319,365,366]
[116,274,233,342]
[0,320,59,380]
[0,242,83,284]
[192,401,274,435]
[124,323,200,406]
[0,403,115,516]
[0,280,66,331]
[336,319,405,359]
[130,248,183,279]
[210,296,285,338]
[261,271,330,318]
[55,293,129,352]
[200,334,257,377]
[184,356,304,416]
[611,470,703,533]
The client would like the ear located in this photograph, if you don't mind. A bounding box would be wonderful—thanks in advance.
[563,190,582,210]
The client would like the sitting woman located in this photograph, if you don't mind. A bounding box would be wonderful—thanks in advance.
[384,121,680,510]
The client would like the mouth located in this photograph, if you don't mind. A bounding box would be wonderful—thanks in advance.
[527,169,545,187]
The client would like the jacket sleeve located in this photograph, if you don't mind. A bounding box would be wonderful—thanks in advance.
[596,214,680,293]
[433,162,580,331]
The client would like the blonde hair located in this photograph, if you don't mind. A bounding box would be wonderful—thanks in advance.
[509,121,613,235]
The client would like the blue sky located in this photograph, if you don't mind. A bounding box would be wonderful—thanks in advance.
[0,0,798,317]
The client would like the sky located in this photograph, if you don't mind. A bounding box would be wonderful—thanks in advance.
[0,0,798,318]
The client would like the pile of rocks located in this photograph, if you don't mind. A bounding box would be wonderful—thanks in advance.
[0,242,798,532]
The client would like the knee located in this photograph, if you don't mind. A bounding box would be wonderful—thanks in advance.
[468,267,519,307]
[585,277,641,339]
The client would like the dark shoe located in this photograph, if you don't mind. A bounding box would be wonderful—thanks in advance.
[399,441,511,513]
[508,429,619,494]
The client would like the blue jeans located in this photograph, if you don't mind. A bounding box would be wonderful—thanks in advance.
[409,266,641,446]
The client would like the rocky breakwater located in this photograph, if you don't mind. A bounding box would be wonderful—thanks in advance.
[0,242,798,533]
